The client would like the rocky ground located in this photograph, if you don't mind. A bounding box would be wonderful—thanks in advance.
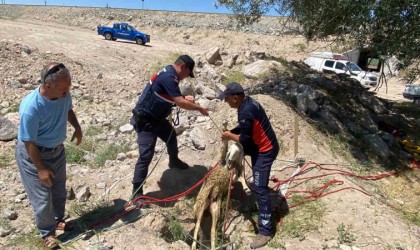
[0,5,419,250]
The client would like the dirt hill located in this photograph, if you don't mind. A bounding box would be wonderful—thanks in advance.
[0,5,419,250]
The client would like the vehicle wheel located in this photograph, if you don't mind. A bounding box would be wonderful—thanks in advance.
[414,98,420,106]
[136,37,145,45]
[104,32,112,40]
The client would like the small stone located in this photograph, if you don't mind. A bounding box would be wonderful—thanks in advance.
[67,187,76,200]
[119,124,134,134]
[196,116,208,123]
[2,208,18,220]
[18,78,27,84]
[76,186,91,202]
[126,150,139,159]
[0,227,12,237]
[340,245,352,250]
[116,153,127,161]
[15,193,27,201]
[21,46,31,54]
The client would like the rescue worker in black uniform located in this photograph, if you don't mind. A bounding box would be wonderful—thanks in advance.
[219,82,279,249]
[130,55,208,200]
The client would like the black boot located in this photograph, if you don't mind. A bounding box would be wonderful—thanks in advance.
[168,156,189,170]
[131,183,149,208]
[132,183,143,198]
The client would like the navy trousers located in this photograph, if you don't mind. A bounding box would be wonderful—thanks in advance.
[251,145,279,236]
[132,118,178,186]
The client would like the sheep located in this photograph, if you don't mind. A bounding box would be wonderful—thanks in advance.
[191,141,249,250]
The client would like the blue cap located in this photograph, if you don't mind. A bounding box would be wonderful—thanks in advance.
[218,82,244,100]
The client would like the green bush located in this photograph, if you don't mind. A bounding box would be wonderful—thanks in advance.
[85,125,104,136]
[295,43,307,52]
[94,144,130,167]
[337,223,356,245]
[169,219,188,242]
[0,155,13,168]
[223,70,245,84]
[65,145,85,164]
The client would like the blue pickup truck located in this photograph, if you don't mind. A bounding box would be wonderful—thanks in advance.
[97,23,150,45]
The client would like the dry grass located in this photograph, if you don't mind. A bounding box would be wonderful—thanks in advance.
[377,171,420,226]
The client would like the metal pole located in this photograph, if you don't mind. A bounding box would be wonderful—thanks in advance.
[294,115,299,160]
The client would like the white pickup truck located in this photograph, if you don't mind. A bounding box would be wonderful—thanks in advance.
[403,85,420,105]
[304,52,378,89]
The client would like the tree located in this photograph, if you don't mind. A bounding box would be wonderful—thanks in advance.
[215,0,420,83]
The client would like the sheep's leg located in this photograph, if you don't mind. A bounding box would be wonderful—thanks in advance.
[209,197,221,250]
[233,162,251,195]
[192,199,211,250]
[219,121,229,167]
[237,175,251,195]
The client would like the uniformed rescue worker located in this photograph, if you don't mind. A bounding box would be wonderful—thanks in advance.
[130,54,208,200]
[219,82,279,249]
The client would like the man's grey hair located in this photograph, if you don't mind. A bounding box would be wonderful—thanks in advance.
[41,63,71,86]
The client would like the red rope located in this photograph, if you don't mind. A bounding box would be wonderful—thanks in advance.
[270,161,402,191]
[270,161,419,228]
[89,161,219,229]
[410,159,420,169]
[285,179,371,209]
[89,158,419,229]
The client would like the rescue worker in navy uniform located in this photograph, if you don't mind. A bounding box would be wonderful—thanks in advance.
[219,82,279,249]
[130,55,209,200]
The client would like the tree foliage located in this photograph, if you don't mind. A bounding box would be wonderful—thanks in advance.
[216,0,420,83]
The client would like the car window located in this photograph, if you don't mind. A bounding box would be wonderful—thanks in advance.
[347,62,362,72]
[115,24,121,29]
[324,60,334,68]
[335,62,345,70]
[127,26,132,32]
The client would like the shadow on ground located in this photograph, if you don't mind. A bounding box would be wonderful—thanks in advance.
[59,198,142,245]
[146,164,210,207]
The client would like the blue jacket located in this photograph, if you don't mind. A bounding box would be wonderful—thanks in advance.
[133,65,182,121]
[231,97,278,156]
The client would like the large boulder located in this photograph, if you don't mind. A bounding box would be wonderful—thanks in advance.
[0,116,18,141]
[363,134,391,159]
[194,82,218,100]
[242,60,285,79]
[205,47,222,65]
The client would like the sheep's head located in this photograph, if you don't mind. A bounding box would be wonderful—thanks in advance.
[226,142,244,167]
